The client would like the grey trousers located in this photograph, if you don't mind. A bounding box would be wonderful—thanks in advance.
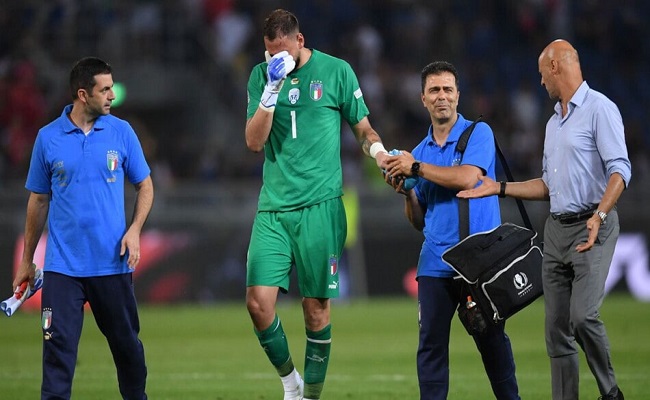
[542,210,620,400]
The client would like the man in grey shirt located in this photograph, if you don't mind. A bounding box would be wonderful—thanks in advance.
[458,39,630,400]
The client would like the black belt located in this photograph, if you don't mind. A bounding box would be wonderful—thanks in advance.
[551,207,597,224]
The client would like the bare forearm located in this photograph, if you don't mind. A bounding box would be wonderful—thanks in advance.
[597,173,626,213]
[418,163,480,191]
[352,117,390,168]
[245,110,274,152]
[131,176,154,232]
[358,128,383,157]
[22,193,49,262]
[503,178,549,201]
[405,191,424,231]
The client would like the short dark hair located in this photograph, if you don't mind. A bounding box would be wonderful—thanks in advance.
[420,61,459,93]
[263,9,299,40]
[69,57,112,100]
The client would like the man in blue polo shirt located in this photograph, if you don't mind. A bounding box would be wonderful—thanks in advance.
[384,61,520,400]
[12,57,153,400]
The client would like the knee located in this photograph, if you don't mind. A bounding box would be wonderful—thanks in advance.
[245,295,260,314]
[571,311,598,339]
[246,293,275,320]
[304,309,329,331]
[302,299,330,331]
[246,296,269,319]
[247,300,277,332]
[570,306,592,329]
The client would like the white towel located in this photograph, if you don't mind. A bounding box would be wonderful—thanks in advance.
[1,268,44,317]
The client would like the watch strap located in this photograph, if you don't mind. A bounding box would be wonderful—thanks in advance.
[499,181,507,198]
[411,161,421,176]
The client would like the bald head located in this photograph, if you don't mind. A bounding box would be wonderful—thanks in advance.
[538,39,583,105]
[540,39,580,67]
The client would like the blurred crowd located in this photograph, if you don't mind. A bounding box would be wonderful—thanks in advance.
[1,0,649,187]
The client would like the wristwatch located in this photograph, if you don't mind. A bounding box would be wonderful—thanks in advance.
[595,209,607,224]
[411,161,421,177]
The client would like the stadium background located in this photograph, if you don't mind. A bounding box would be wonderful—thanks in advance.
[1,0,649,304]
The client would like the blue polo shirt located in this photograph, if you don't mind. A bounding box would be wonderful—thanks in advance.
[412,114,501,278]
[26,105,151,277]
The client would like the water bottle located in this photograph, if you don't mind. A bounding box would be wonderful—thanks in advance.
[464,295,487,335]
[466,295,477,309]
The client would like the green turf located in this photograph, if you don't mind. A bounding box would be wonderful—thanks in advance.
[1,294,648,399]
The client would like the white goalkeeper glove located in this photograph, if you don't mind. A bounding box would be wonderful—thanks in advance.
[260,50,296,112]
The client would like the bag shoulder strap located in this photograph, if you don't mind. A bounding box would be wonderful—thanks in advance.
[456,116,482,155]
[493,136,533,229]
[456,116,482,240]
[456,116,533,240]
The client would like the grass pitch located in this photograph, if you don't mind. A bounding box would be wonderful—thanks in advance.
[1,294,648,399]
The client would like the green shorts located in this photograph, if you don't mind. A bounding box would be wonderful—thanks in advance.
[247,197,347,298]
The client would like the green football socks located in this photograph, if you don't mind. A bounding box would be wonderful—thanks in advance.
[255,316,332,399]
[303,324,332,399]
[255,314,294,376]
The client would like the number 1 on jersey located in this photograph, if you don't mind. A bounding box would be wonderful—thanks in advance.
[291,110,297,139]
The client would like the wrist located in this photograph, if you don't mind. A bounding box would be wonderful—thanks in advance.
[260,86,279,112]
[411,161,421,177]
[594,209,607,224]
[499,181,507,198]
[369,142,387,159]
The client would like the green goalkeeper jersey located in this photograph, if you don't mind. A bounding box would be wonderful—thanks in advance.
[247,49,370,212]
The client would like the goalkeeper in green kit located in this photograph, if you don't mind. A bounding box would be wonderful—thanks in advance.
[245,8,390,400]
